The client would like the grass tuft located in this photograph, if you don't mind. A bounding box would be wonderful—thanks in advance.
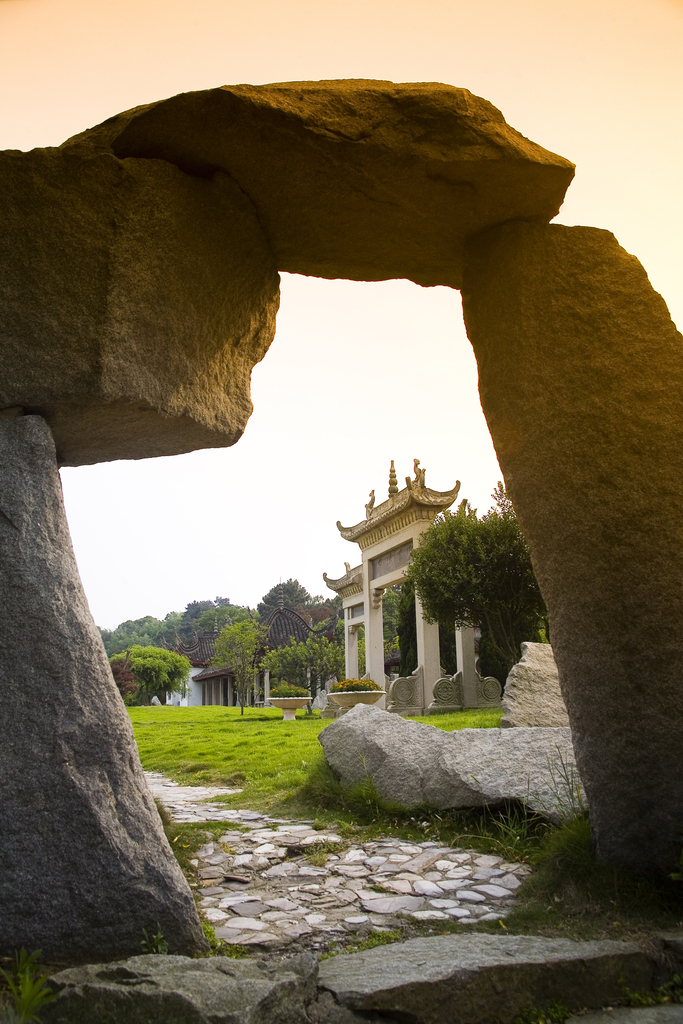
[506,813,683,939]
[154,798,172,826]
[514,1002,570,1024]
[321,929,403,959]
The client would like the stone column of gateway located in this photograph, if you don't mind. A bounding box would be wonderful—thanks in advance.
[461,222,683,878]
[324,461,460,711]
[0,415,207,963]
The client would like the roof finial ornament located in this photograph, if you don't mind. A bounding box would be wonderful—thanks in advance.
[388,460,398,496]
[365,489,375,519]
[406,458,426,491]
[278,582,285,610]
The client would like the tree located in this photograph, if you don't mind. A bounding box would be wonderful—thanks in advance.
[263,634,345,700]
[395,580,457,677]
[196,603,256,633]
[109,652,137,704]
[407,484,547,675]
[212,620,266,715]
[257,579,313,619]
[397,580,418,677]
[109,645,190,705]
[100,610,185,657]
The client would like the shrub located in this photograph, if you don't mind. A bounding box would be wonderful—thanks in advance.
[269,685,309,698]
[330,679,382,693]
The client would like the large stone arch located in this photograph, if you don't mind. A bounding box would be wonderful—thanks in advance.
[1,80,680,960]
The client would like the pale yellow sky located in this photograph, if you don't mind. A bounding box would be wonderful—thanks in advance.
[1,0,681,625]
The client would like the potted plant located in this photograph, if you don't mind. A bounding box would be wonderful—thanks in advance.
[267,684,311,721]
[327,679,386,709]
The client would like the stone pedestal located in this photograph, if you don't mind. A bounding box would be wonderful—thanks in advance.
[462,221,683,876]
[0,415,207,962]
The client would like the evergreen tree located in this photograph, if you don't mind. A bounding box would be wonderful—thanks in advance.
[257,579,313,619]
[407,484,547,675]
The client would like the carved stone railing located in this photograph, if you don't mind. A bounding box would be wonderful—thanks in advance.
[427,670,501,713]
[386,666,424,716]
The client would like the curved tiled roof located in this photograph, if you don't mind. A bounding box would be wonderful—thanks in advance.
[176,629,218,666]
[263,606,313,648]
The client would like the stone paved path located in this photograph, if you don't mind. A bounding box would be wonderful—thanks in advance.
[147,771,532,952]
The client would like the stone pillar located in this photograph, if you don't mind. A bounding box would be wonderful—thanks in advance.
[0,415,207,961]
[346,623,360,679]
[264,669,270,702]
[462,222,683,877]
[363,572,385,689]
[415,591,441,708]
[455,626,479,708]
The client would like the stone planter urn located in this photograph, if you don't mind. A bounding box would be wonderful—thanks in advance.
[328,691,386,710]
[267,697,310,721]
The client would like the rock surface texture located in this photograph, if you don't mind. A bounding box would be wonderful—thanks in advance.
[501,641,569,728]
[462,222,683,876]
[0,148,279,465]
[575,1011,683,1024]
[0,416,207,962]
[319,704,579,821]
[41,937,658,1024]
[63,80,574,289]
[317,934,653,1024]
[43,953,319,1024]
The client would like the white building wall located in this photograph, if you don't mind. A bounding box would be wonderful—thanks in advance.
[167,665,204,707]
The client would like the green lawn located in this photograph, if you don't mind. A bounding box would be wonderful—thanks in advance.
[130,704,683,945]
[129,704,501,813]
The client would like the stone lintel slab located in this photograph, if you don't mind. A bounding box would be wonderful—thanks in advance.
[62,80,575,288]
[462,221,683,876]
[0,148,279,466]
[0,416,207,962]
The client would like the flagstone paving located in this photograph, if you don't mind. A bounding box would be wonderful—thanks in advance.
[148,772,532,952]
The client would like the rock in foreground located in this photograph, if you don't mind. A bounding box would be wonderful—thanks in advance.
[43,953,319,1024]
[0,416,207,963]
[502,642,569,728]
[0,147,279,465]
[42,935,656,1024]
[462,221,683,876]
[319,704,580,821]
[318,933,653,1024]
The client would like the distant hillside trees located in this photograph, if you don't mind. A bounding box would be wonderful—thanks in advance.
[100,583,341,660]
[100,597,253,656]
[257,579,340,624]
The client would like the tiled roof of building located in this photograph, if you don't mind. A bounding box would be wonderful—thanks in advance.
[177,611,338,680]
[263,606,313,648]
[176,629,218,666]
[193,664,231,681]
